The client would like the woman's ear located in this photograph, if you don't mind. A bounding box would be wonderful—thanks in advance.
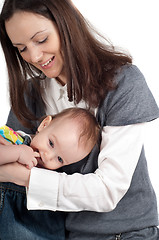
[38,116,52,132]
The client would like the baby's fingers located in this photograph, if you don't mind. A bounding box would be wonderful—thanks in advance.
[34,151,40,158]
[26,158,38,169]
[0,135,12,145]
[32,157,38,167]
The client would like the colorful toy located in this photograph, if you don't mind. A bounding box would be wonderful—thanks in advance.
[0,125,24,145]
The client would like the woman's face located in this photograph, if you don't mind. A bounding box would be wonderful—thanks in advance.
[5,11,66,83]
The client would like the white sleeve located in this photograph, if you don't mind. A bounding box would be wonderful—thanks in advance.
[27,123,146,212]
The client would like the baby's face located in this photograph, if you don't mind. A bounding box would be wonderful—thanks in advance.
[30,117,90,170]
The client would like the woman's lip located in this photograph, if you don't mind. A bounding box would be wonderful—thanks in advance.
[40,56,55,69]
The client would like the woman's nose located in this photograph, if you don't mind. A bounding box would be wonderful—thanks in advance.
[29,47,43,63]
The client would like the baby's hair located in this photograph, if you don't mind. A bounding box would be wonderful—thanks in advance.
[51,108,100,151]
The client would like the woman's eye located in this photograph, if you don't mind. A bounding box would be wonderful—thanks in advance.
[49,140,54,148]
[38,37,48,44]
[19,47,26,53]
[58,156,63,164]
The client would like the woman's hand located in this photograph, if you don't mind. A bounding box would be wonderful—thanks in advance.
[0,162,31,187]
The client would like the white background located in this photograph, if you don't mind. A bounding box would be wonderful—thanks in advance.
[0,0,159,207]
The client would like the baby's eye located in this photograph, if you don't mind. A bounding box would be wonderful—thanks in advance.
[49,140,54,148]
[58,156,63,164]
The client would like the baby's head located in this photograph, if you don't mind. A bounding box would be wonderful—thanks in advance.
[30,108,100,170]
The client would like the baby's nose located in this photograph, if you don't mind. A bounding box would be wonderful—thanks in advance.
[42,151,56,162]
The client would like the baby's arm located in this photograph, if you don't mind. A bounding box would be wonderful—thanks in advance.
[0,144,39,169]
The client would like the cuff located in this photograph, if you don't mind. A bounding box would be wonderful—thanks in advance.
[26,167,59,211]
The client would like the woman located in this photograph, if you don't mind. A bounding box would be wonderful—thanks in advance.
[0,0,159,239]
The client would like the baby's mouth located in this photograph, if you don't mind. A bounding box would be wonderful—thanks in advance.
[37,156,44,164]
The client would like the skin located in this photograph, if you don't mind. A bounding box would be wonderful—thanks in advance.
[0,11,69,186]
[0,135,11,146]
[5,11,67,84]
[0,115,91,171]
[0,144,38,169]
[31,116,91,170]
[0,138,30,186]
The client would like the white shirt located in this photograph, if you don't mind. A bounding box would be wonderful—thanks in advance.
[27,78,146,212]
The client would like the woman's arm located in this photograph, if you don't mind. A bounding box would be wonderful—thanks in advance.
[26,123,146,212]
[1,123,145,212]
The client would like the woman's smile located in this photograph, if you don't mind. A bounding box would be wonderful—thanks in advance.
[40,56,55,69]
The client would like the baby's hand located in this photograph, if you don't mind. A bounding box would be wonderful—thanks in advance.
[17,145,40,169]
[0,135,12,146]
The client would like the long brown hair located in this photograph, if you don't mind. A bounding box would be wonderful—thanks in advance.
[0,0,132,128]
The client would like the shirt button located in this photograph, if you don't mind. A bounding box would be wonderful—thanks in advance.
[38,202,44,207]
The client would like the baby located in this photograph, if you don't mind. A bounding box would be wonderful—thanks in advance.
[0,108,100,170]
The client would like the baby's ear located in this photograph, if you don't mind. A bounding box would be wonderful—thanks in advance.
[38,116,52,132]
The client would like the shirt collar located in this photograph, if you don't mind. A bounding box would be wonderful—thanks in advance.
[43,78,67,101]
